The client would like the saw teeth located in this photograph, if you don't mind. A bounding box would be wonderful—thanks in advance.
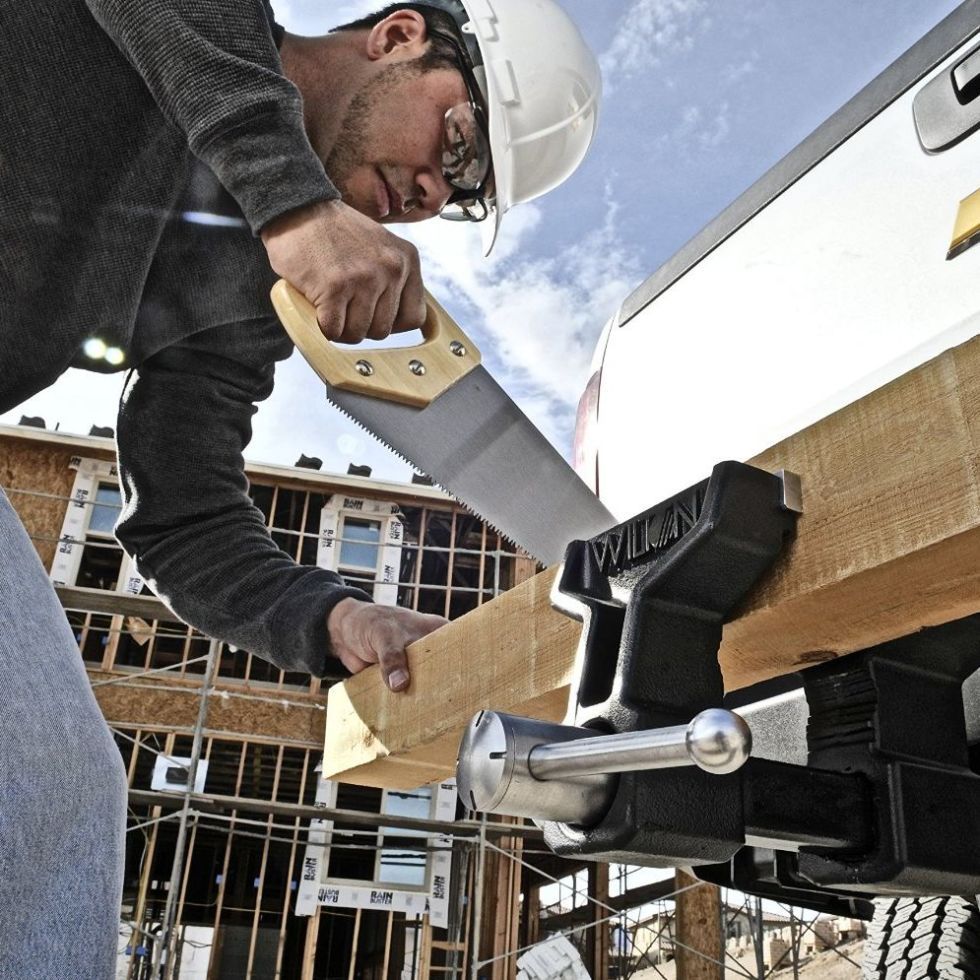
[324,396,522,552]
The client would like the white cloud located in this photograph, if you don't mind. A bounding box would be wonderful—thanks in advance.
[400,189,643,455]
[725,54,758,85]
[654,101,731,154]
[599,0,710,92]
[696,101,731,149]
[243,195,645,479]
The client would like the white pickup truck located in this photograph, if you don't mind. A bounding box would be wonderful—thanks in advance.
[571,3,980,975]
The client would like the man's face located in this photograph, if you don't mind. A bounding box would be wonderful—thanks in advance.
[326,62,470,224]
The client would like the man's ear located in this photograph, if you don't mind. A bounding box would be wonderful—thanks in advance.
[365,9,428,62]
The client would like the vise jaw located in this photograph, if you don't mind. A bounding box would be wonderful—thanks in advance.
[457,462,805,865]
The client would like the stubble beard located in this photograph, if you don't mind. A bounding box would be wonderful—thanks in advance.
[325,63,420,207]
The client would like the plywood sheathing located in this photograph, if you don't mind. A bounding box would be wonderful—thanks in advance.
[0,435,111,568]
[323,334,980,789]
[90,671,326,748]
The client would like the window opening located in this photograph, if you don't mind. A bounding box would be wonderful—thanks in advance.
[377,788,432,888]
[87,483,122,535]
[75,482,125,592]
[339,517,382,574]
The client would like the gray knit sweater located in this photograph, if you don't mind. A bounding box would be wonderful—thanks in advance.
[0,0,371,676]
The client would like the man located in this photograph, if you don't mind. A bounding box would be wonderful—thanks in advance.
[0,0,599,975]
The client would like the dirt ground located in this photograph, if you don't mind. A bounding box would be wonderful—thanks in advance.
[629,939,865,979]
[776,940,864,980]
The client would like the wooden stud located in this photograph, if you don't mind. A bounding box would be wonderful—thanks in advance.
[104,613,123,667]
[479,818,523,979]
[444,510,458,619]
[125,731,161,980]
[74,611,94,664]
[461,853,475,978]
[172,738,214,946]
[521,884,540,952]
[348,908,363,980]
[178,625,193,679]
[505,831,524,979]
[381,911,395,979]
[245,743,284,977]
[412,509,428,612]
[418,916,433,977]
[274,749,312,979]
[298,489,312,566]
[300,906,322,980]
[478,522,488,607]
[511,551,538,588]
[323,335,980,788]
[586,863,610,980]
[209,742,249,968]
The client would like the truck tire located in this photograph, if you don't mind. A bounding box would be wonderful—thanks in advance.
[863,896,980,979]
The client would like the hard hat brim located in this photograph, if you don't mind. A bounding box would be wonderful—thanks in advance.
[476,59,512,257]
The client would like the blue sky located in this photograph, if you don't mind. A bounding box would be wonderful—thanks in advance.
[3,0,963,480]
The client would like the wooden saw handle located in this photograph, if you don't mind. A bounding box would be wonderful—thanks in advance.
[270,279,481,408]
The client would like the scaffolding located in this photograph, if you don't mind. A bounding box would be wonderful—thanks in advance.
[1,425,868,979]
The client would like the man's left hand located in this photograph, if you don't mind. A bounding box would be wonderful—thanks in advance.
[327,598,447,691]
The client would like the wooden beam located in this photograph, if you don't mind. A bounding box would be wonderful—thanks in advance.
[325,569,574,787]
[56,584,182,623]
[520,884,540,952]
[539,877,678,933]
[674,870,723,980]
[381,911,394,979]
[324,335,980,788]
[300,907,321,980]
[347,907,362,980]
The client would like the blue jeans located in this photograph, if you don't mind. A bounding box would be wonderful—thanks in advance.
[0,490,127,979]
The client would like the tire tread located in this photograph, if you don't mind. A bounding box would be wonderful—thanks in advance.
[864,896,980,979]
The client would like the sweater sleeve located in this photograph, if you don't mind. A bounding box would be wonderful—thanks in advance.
[113,316,371,677]
[83,0,338,232]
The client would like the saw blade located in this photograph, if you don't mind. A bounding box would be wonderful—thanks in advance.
[326,393,536,551]
[326,366,615,566]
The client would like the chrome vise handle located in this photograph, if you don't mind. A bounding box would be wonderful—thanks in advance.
[456,708,750,826]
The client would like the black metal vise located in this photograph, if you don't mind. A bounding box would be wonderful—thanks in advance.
[456,460,980,905]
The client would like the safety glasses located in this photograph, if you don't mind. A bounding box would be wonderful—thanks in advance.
[430,29,493,222]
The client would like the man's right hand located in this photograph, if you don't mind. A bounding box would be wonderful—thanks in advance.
[261,199,426,343]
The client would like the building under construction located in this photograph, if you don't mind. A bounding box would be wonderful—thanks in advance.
[1,420,864,980]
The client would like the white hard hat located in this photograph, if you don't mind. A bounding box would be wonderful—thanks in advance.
[424,0,602,254]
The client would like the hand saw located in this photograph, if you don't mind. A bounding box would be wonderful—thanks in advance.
[270,280,614,566]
